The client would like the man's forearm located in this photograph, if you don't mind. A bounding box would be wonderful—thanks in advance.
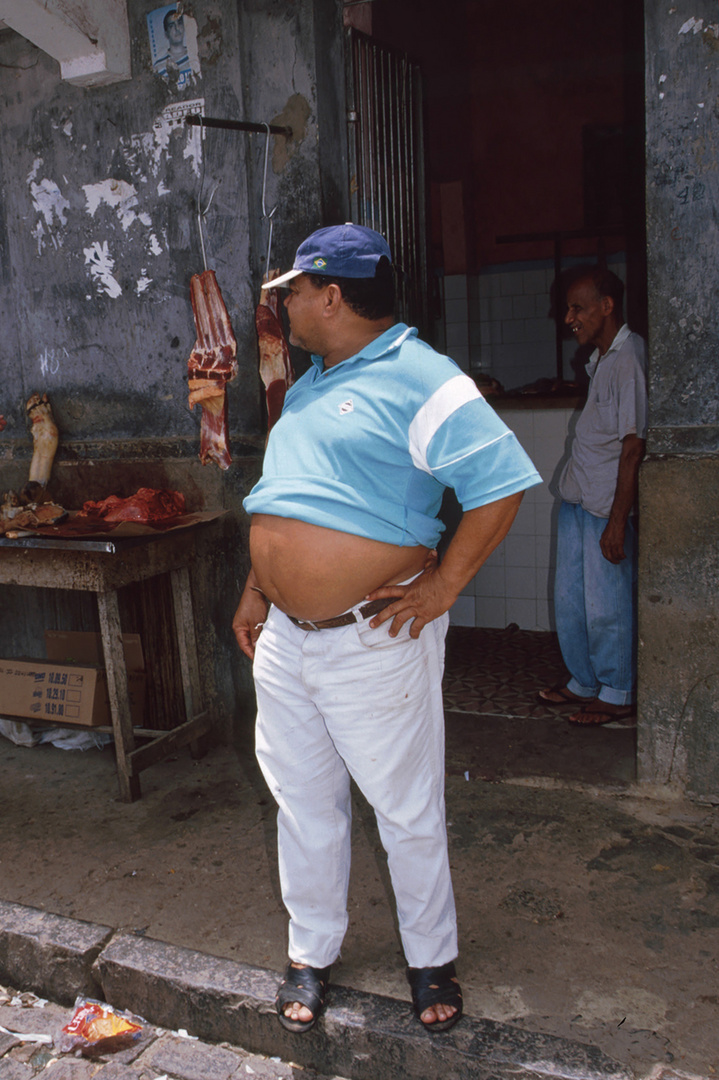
[436,493,523,598]
[366,492,524,637]
[600,434,645,563]
[608,435,646,528]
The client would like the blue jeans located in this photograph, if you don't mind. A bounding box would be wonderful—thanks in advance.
[554,501,637,707]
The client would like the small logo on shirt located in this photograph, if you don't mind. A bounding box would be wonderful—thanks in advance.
[339,398,354,415]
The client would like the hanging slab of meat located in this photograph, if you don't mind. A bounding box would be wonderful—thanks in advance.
[187,269,238,470]
[256,274,294,431]
[79,488,186,524]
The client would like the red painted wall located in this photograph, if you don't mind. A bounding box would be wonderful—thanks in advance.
[371,0,638,270]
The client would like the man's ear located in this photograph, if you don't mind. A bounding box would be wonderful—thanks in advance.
[601,294,615,317]
[323,283,344,316]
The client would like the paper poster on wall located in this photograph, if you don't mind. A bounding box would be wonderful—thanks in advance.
[147,4,192,89]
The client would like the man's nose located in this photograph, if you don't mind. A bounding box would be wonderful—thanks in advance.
[564,308,573,325]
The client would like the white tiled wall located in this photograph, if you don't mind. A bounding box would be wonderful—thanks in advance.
[439,255,627,391]
[437,254,628,632]
[449,406,579,632]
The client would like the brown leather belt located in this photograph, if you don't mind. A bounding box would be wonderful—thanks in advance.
[288,597,393,631]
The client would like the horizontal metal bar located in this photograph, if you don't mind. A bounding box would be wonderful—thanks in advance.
[185,115,292,138]
[0,536,117,552]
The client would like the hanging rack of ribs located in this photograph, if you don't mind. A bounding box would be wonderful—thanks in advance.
[187,269,238,469]
[255,273,294,432]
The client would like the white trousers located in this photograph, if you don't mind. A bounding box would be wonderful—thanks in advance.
[253,602,457,969]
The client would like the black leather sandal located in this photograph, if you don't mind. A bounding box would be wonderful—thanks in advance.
[275,962,331,1033]
[406,960,463,1032]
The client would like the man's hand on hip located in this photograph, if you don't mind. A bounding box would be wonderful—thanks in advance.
[364,560,457,639]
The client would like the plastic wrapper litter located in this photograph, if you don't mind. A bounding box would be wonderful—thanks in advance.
[59,997,142,1056]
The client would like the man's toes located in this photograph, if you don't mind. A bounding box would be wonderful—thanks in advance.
[284,1001,313,1023]
[421,1003,456,1024]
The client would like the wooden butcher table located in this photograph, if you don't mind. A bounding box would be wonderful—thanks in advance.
[0,521,213,802]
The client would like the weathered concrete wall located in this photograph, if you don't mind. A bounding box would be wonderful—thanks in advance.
[638,460,719,800]
[640,2,719,797]
[0,0,348,739]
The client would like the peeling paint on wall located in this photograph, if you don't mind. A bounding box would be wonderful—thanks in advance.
[135,271,153,295]
[679,16,703,35]
[84,241,122,299]
[270,95,310,173]
[83,179,153,232]
[130,99,205,179]
[27,159,70,253]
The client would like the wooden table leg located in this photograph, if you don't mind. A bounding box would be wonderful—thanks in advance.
[97,589,140,802]
[170,565,206,759]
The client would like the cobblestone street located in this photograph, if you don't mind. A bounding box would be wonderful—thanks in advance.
[0,987,348,1080]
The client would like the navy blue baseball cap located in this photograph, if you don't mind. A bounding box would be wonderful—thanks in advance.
[262,222,392,288]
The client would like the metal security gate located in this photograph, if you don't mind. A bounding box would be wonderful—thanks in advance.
[345,28,429,333]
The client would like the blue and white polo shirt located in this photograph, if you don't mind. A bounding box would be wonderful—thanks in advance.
[243,324,541,548]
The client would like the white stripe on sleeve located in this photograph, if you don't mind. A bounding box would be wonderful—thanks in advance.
[408,375,481,474]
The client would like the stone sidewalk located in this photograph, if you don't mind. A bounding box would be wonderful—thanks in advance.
[0,898,635,1080]
[0,899,694,1080]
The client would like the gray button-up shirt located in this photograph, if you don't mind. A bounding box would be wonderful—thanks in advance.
[558,324,648,518]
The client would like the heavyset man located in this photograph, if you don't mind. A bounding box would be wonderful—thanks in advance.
[233,224,541,1033]
[540,267,647,724]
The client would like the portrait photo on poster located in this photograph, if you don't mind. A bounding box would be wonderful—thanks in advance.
[147,4,192,88]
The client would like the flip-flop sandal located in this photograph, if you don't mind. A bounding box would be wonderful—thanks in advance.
[406,960,463,1033]
[275,962,331,1033]
[568,704,636,726]
[538,684,596,707]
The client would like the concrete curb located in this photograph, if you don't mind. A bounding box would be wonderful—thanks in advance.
[0,899,633,1080]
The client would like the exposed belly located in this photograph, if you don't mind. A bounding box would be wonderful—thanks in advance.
[250,514,431,621]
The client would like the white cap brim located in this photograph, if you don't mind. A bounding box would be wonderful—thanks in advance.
[261,268,303,289]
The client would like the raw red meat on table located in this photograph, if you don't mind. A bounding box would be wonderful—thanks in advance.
[80,488,186,524]
[187,269,238,470]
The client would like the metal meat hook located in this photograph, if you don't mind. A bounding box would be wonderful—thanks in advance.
[194,118,221,271]
[261,122,278,272]
[196,181,219,271]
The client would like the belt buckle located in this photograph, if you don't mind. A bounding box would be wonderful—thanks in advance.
[303,619,320,631]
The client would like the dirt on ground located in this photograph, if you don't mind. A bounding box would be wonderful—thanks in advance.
[0,722,717,1079]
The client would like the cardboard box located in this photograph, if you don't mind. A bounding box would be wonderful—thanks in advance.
[0,633,146,728]
[45,630,144,672]
[44,631,146,727]
[0,658,111,727]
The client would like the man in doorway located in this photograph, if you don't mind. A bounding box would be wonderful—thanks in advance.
[539,266,647,724]
[233,223,541,1034]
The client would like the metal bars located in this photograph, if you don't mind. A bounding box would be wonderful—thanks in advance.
[346,29,428,333]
